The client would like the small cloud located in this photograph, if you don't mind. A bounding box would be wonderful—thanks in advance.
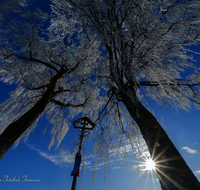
[111,166,120,170]
[88,167,101,172]
[181,147,198,154]
[26,143,73,168]
[26,143,92,170]
[194,170,200,175]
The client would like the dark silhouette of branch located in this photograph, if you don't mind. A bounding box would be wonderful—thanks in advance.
[27,84,49,90]
[139,80,200,87]
[50,98,89,108]
[95,93,114,123]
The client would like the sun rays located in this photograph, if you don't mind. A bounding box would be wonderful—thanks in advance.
[128,140,185,190]
[139,145,185,190]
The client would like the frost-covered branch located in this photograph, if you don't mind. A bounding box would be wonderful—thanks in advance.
[66,56,88,74]
[11,54,60,73]
[171,86,200,105]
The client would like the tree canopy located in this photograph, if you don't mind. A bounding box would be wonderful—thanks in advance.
[51,0,200,111]
[51,0,200,189]
[0,0,107,151]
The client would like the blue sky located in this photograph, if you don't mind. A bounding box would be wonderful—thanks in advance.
[0,0,200,190]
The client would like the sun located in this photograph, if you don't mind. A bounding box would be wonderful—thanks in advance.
[144,158,156,171]
[136,156,156,172]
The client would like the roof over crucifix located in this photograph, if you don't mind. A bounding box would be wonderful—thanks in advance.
[72,116,95,130]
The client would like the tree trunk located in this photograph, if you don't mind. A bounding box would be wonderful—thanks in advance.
[120,85,200,190]
[0,72,63,160]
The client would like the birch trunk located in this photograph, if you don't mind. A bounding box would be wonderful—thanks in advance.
[120,85,200,190]
[0,72,63,160]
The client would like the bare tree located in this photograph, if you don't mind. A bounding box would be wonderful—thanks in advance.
[0,0,104,160]
[51,0,200,189]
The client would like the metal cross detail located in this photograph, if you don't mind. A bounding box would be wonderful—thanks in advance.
[71,117,95,190]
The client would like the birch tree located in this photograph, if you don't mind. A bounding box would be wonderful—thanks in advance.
[51,0,200,189]
[0,0,105,160]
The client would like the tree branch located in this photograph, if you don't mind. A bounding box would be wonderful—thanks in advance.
[27,84,49,90]
[11,54,59,73]
[50,98,89,108]
[95,94,114,123]
[171,86,200,105]
[52,88,72,97]
[139,81,200,87]
[67,56,88,74]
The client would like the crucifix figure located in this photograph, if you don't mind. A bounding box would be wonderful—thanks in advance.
[71,116,95,190]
